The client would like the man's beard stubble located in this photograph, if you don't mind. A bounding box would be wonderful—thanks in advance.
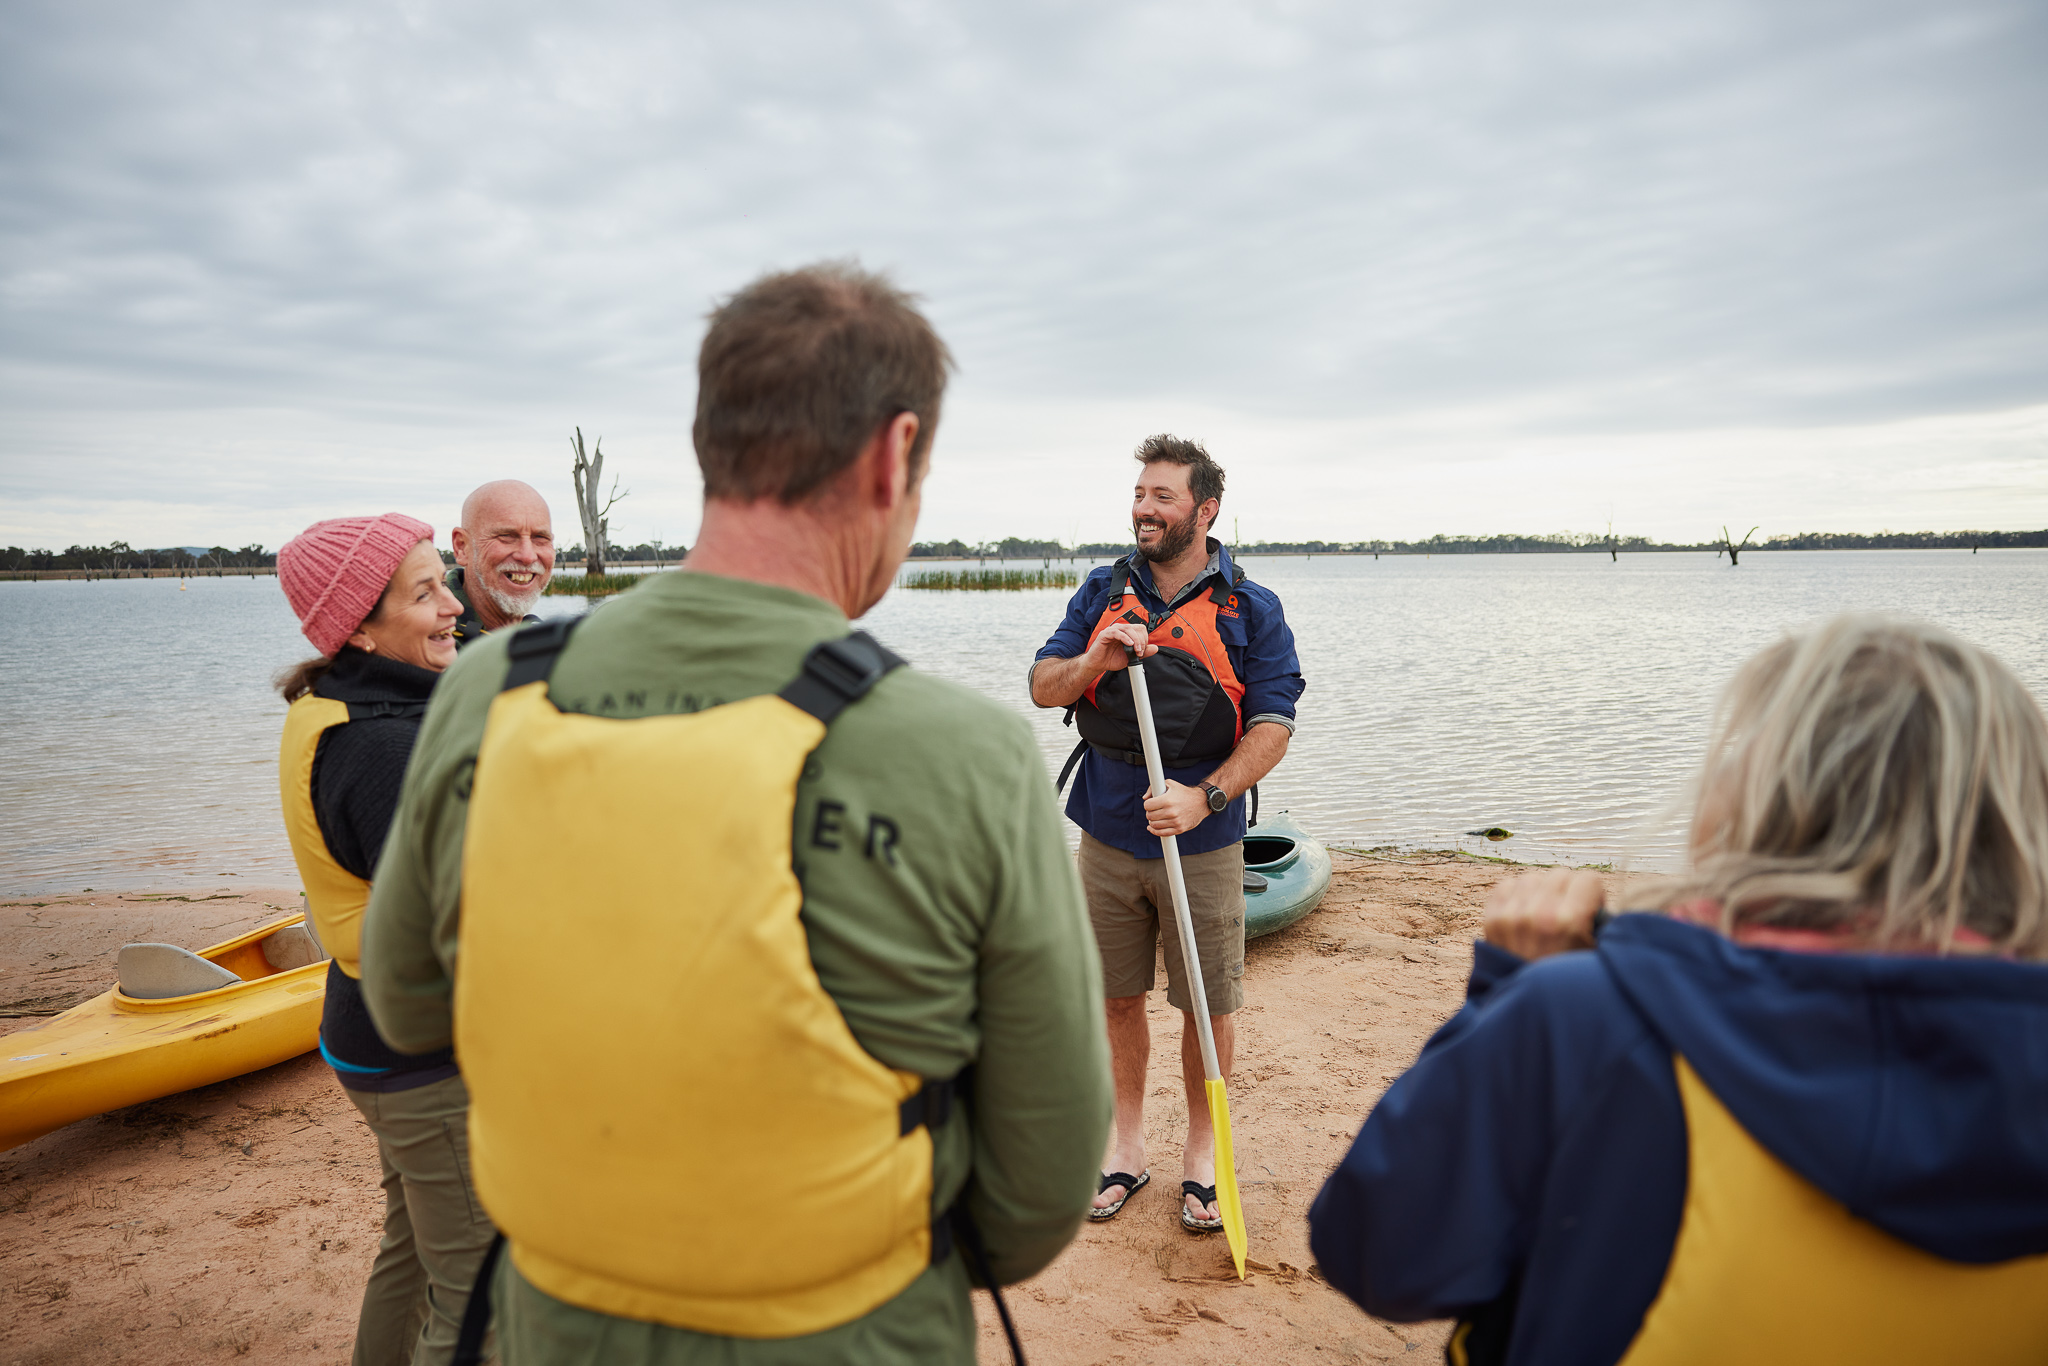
[1135,510,1201,564]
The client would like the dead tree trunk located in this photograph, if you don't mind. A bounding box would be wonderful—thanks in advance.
[570,427,627,576]
[1720,525,1758,567]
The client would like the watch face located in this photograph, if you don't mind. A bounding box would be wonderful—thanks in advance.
[1206,785,1228,812]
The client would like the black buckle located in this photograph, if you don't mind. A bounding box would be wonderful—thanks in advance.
[501,617,582,691]
[777,632,901,724]
[507,618,574,660]
[899,1077,957,1136]
[805,636,888,702]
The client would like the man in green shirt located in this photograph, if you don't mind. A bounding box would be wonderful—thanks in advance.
[360,263,1111,1365]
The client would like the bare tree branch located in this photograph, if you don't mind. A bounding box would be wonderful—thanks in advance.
[1719,524,1759,566]
[571,426,628,576]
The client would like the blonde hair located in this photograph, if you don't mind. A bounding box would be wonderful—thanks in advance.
[1658,614,2048,958]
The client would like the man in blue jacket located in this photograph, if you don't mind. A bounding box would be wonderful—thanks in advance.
[1032,436,1304,1232]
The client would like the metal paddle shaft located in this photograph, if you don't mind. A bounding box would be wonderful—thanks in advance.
[1124,650,1222,1073]
[1123,645,1248,1277]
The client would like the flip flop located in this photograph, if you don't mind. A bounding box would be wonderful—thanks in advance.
[1180,1180,1223,1233]
[1090,1170,1150,1221]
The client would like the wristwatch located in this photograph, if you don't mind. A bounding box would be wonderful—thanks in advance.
[1199,782,1229,813]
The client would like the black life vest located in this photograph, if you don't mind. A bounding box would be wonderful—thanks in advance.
[1060,558,1248,783]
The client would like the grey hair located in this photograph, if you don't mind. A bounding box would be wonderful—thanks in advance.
[1655,614,2048,958]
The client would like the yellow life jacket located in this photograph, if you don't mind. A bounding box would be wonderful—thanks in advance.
[278,692,424,978]
[1613,1055,2048,1365]
[456,621,959,1338]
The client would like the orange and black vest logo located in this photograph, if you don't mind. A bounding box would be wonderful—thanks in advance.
[1074,559,1247,769]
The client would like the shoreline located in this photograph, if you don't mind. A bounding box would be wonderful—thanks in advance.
[0,568,279,582]
[8,540,2043,586]
[0,845,1628,902]
[6,857,1586,1363]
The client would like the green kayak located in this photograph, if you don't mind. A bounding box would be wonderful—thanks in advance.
[1243,810,1334,939]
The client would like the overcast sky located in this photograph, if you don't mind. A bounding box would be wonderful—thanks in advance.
[3,0,2044,550]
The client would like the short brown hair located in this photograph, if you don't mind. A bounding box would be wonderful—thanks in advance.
[1135,434,1225,511]
[694,262,954,503]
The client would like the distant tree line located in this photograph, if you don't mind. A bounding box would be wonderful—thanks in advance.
[1761,529,2048,550]
[1,542,273,571]
[911,537,1077,559]
[557,539,684,564]
[910,528,2048,557]
[915,532,1665,557]
[13,527,2044,576]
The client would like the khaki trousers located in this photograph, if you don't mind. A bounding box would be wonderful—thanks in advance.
[1079,833,1246,1014]
[345,1073,498,1366]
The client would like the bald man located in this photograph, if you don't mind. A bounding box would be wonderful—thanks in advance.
[448,480,556,647]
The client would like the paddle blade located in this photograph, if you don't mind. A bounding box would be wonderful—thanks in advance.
[1205,1078,1248,1278]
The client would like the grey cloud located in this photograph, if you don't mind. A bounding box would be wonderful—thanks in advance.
[2,0,2044,537]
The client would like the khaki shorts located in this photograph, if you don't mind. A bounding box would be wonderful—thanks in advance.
[1079,832,1245,1015]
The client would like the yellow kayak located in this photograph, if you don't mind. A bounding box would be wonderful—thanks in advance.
[0,913,327,1152]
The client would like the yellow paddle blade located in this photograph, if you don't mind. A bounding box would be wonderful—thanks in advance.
[1205,1078,1248,1279]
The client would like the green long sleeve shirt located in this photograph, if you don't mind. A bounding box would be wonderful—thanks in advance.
[359,570,1112,1365]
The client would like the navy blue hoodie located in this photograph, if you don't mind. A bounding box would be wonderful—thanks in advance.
[1307,914,2048,1365]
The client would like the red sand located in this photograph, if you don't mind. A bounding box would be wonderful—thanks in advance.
[3,854,1549,1364]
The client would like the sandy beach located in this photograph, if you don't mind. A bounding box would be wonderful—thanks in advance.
[2,852,1581,1365]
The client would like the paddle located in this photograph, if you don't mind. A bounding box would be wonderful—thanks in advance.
[1123,644,1249,1279]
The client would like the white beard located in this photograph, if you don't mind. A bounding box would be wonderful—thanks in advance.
[478,569,545,619]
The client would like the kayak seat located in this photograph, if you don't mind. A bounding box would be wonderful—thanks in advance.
[261,923,325,972]
[117,943,241,999]
[297,896,325,959]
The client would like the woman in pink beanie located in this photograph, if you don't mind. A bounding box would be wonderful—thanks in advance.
[275,514,497,1365]
[278,512,453,668]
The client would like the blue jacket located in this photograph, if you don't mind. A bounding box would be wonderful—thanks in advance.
[1034,541,1303,858]
[1308,915,2048,1365]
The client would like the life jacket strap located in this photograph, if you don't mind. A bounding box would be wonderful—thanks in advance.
[1056,739,1088,793]
[1054,737,1153,790]
[922,1068,1028,1365]
[502,616,583,690]
[1104,560,1161,630]
[500,621,905,721]
[1056,713,1156,776]
[1110,553,1246,615]
[778,633,906,724]
[1206,561,1247,606]
[1106,559,1132,601]
[941,1192,1028,1365]
[452,1231,507,1366]
[898,1073,960,1137]
[903,1072,966,1289]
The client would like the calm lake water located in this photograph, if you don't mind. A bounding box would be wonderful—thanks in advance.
[3,550,2044,894]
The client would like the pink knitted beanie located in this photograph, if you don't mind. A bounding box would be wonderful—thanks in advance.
[279,513,436,657]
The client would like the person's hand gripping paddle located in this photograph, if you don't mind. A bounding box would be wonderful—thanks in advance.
[1124,644,1249,1278]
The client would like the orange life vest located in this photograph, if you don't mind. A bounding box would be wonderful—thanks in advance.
[1071,558,1247,771]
